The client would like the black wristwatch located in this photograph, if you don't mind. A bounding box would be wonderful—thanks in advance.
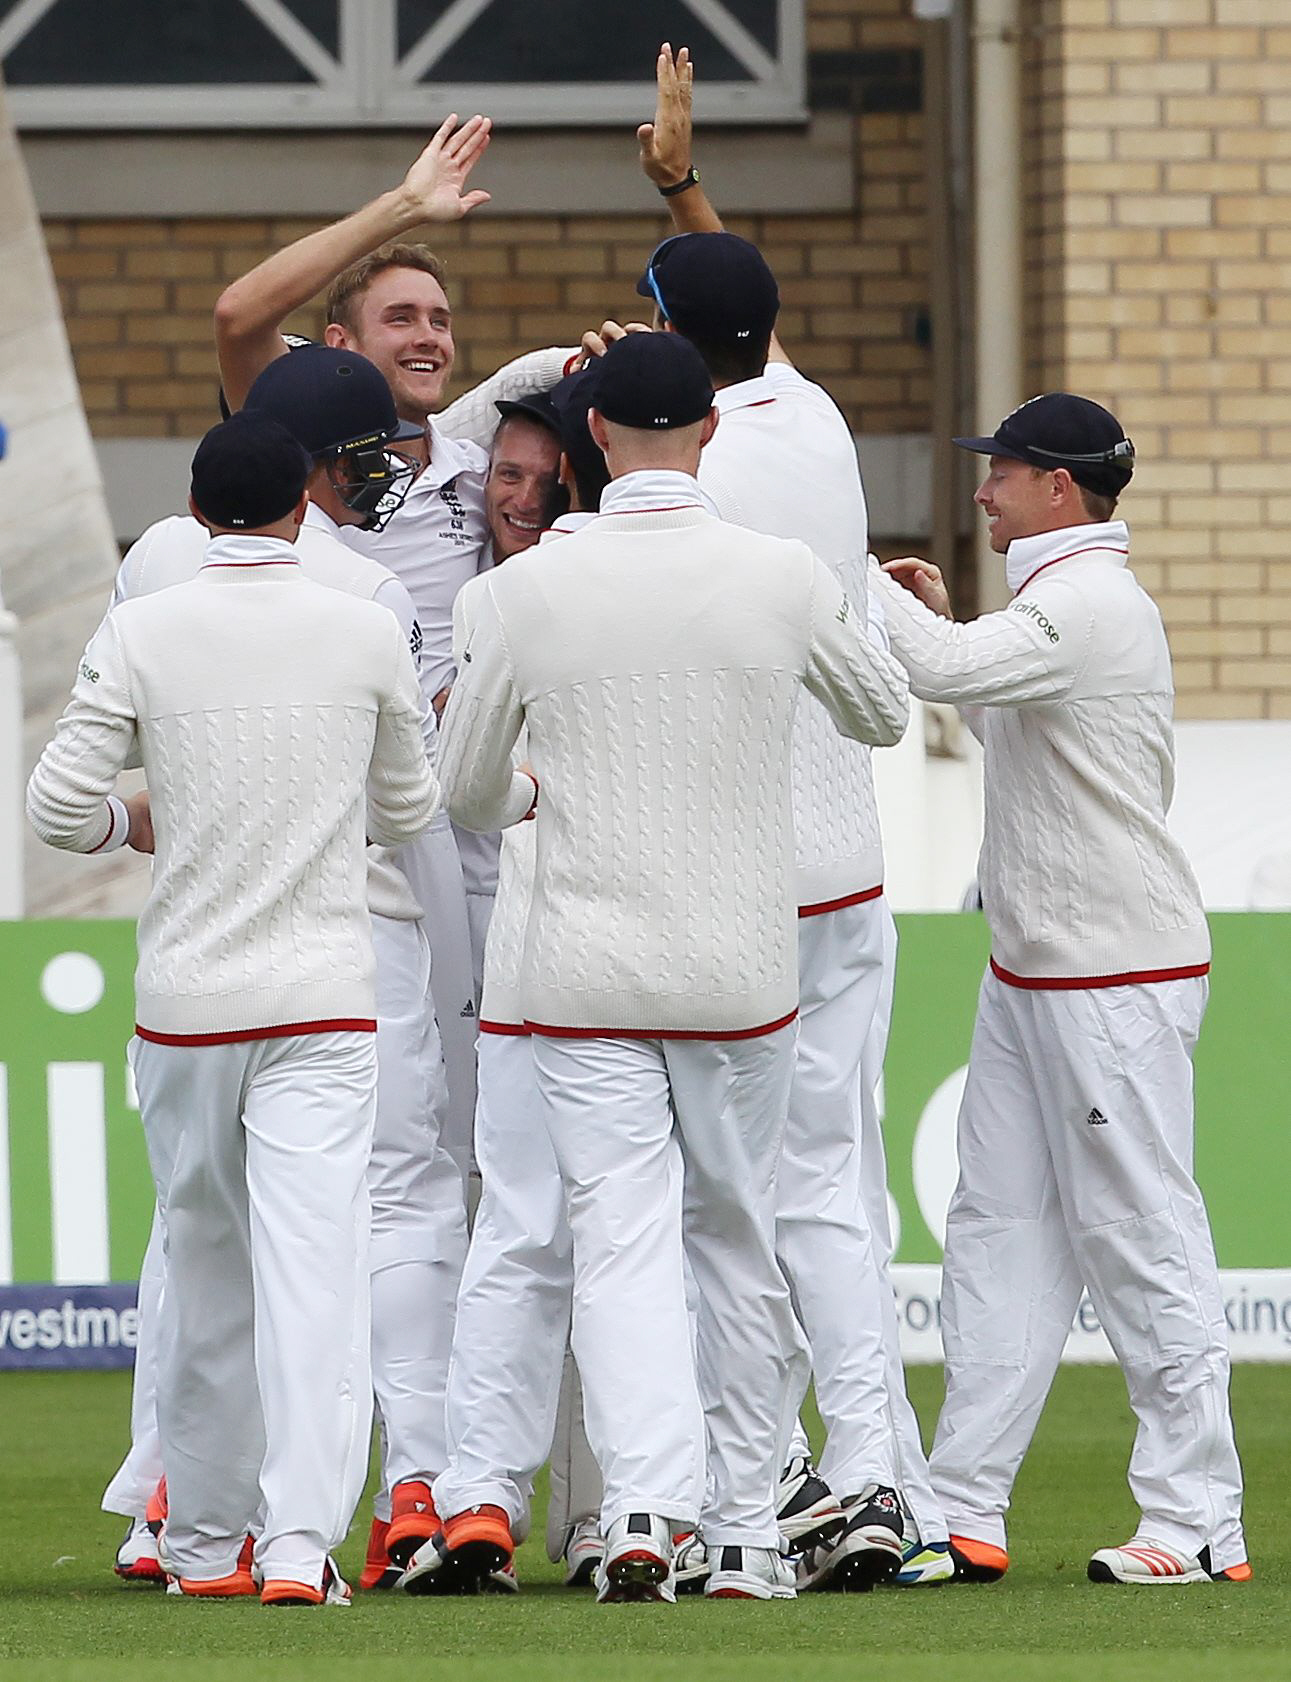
[659,167,701,198]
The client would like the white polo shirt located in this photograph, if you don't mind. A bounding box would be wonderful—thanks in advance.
[339,419,490,699]
[697,361,885,912]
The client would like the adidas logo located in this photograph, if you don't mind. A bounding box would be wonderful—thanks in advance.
[414,1501,427,1512]
[460,1000,476,1018]
[1086,1107,1108,1126]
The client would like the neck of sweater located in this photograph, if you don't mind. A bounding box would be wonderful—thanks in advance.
[599,469,718,518]
[201,533,301,569]
[1005,519,1130,595]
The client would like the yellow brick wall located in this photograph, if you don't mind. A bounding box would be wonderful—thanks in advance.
[1030,0,1291,719]
[44,0,930,442]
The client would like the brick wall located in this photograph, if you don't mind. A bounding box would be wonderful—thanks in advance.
[43,0,931,443]
[1027,0,1291,719]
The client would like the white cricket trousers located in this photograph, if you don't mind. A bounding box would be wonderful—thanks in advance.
[133,1031,376,1586]
[535,1026,803,1547]
[930,971,1246,1568]
[369,915,468,1500]
[776,900,897,1498]
[100,1204,165,1519]
[434,1031,572,1530]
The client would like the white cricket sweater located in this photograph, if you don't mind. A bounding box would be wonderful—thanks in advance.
[28,536,440,1039]
[700,362,884,911]
[874,521,1210,986]
[438,471,909,1036]
[112,507,432,921]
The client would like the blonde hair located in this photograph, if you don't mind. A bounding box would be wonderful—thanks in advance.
[325,243,448,334]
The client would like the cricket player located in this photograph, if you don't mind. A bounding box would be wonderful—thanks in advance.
[436,332,909,1603]
[633,44,950,1591]
[873,393,1249,1587]
[29,412,440,1605]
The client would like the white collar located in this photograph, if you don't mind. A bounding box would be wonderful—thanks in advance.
[1006,520,1130,595]
[540,511,598,543]
[414,418,485,493]
[200,534,300,569]
[713,373,777,414]
[302,500,341,538]
[597,469,719,519]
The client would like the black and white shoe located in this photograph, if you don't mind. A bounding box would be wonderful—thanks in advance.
[775,1455,844,1550]
[705,1545,797,1600]
[796,1483,904,1592]
[672,1532,710,1595]
[595,1513,675,1604]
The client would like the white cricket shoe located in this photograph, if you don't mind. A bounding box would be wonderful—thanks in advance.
[563,1517,604,1587]
[1088,1539,1251,1585]
[775,1455,844,1549]
[705,1545,797,1600]
[114,1517,165,1586]
[594,1513,675,1604]
[672,1532,710,1595]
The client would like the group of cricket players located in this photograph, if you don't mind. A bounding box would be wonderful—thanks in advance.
[26,46,1250,1607]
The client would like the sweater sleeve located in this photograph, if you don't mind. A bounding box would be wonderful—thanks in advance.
[873,566,1094,707]
[437,582,534,832]
[366,616,442,847]
[436,345,576,450]
[803,552,910,747]
[26,617,138,854]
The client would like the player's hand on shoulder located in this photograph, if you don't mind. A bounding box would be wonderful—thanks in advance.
[125,790,155,855]
[398,113,493,224]
[882,556,953,620]
[638,42,694,189]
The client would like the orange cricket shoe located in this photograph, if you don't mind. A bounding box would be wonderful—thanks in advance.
[174,1535,258,1598]
[384,1480,442,1569]
[947,1534,1009,1583]
[261,1556,350,1608]
[358,1517,401,1591]
[441,1504,514,1575]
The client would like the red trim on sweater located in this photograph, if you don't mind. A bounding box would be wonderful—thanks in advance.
[1013,544,1130,596]
[88,802,119,854]
[480,1019,531,1037]
[989,957,1209,992]
[597,504,705,517]
[135,1017,377,1046]
[199,560,302,570]
[523,1009,798,1042]
[798,884,883,918]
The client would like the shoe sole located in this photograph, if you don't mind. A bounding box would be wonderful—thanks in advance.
[1088,1560,1210,1585]
[385,1521,440,1571]
[706,1578,796,1600]
[599,1550,671,1602]
[827,1533,903,1593]
[779,1507,846,1550]
[114,1561,166,1586]
[564,1556,601,1588]
[358,1566,402,1591]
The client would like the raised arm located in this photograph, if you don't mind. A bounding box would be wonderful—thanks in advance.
[437,584,535,833]
[214,115,492,409]
[638,45,790,366]
[437,344,576,449]
[803,552,909,747]
[27,617,140,854]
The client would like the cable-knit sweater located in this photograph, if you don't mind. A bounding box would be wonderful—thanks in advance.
[27,535,440,1038]
[437,472,910,1036]
[874,521,1210,985]
[699,362,885,910]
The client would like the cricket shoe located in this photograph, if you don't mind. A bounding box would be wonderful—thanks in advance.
[167,1535,258,1599]
[114,1517,165,1586]
[947,1534,1009,1583]
[1088,1539,1253,1585]
[671,1531,710,1595]
[483,1561,520,1594]
[893,1501,954,1585]
[775,1455,844,1550]
[400,1505,513,1597]
[595,1513,675,1603]
[796,1484,904,1592]
[145,1477,168,1539]
[384,1479,441,1570]
[563,1517,605,1587]
[261,1555,351,1607]
[358,1518,401,1591]
[705,1545,797,1600]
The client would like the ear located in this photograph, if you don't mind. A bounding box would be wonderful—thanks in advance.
[322,322,350,350]
[292,489,310,528]
[587,407,611,455]
[188,494,212,532]
[699,406,720,448]
[1050,466,1075,505]
[661,319,678,335]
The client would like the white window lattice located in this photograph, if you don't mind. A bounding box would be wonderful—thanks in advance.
[1,0,806,127]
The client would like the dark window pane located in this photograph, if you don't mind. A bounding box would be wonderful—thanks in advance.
[399,0,752,83]
[281,0,340,57]
[3,0,317,84]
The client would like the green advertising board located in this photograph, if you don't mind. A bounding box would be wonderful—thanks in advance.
[0,914,1286,1286]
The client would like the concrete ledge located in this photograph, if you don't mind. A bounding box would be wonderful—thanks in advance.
[95,430,934,544]
[24,118,854,220]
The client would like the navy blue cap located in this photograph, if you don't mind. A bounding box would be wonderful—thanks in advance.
[243,345,423,460]
[955,394,1135,496]
[549,368,609,507]
[636,232,780,345]
[190,411,312,530]
[494,390,561,436]
[588,332,714,431]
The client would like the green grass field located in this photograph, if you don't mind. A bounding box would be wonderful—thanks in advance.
[0,1364,1285,1681]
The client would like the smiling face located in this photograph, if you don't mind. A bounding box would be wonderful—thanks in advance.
[325,265,455,427]
[973,455,1069,553]
[486,416,562,559]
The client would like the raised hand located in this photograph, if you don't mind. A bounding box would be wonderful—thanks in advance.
[638,43,694,188]
[576,319,653,368]
[398,114,493,224]
[882,557,953,619]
